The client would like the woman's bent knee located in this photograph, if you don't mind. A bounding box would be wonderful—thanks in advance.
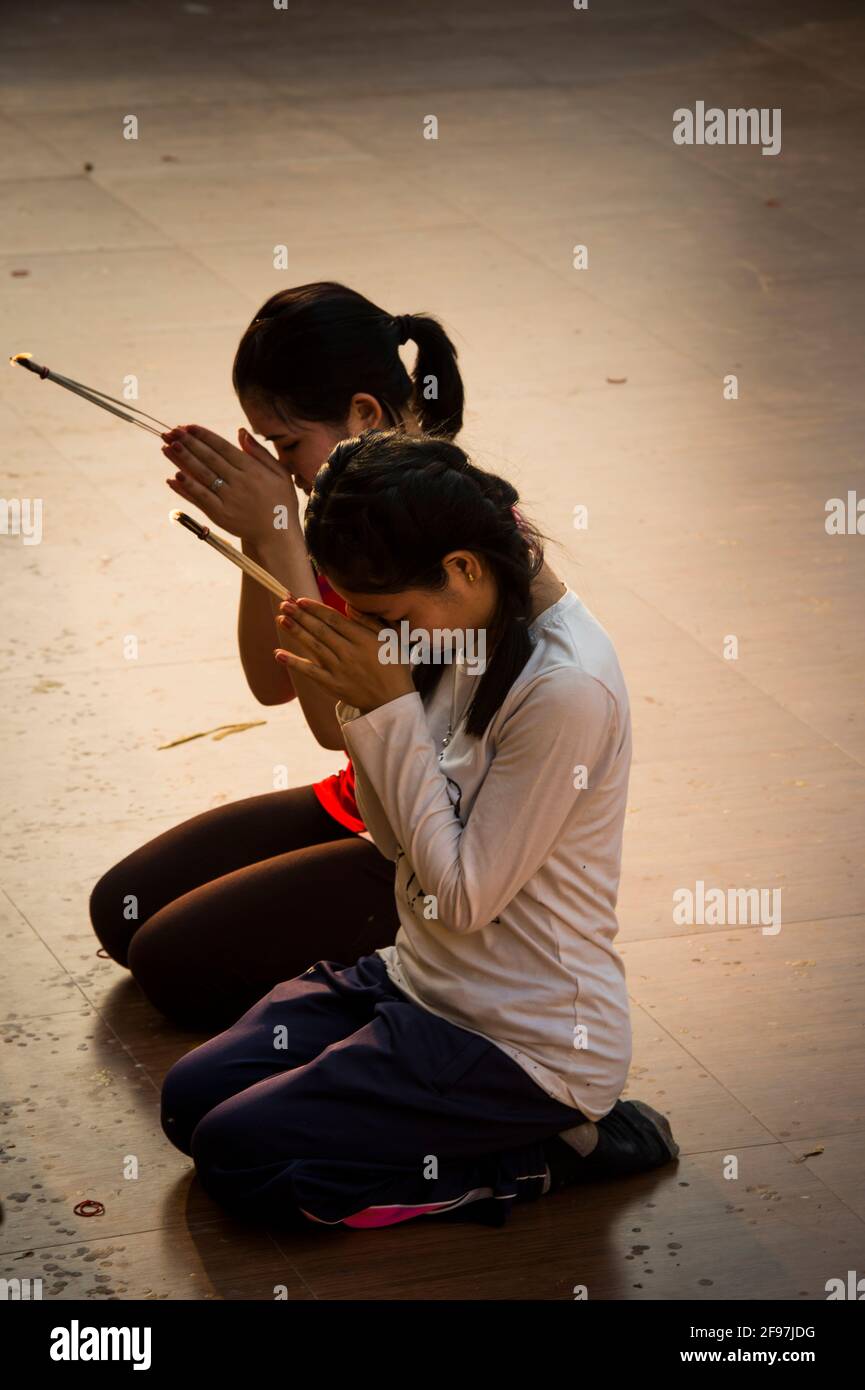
[89,863,138,966]
[127,915,242,1030]
[189,1104,304,1225]
[161,1049,214,1155]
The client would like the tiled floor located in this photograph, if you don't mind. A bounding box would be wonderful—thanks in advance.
[1,0,863,1300]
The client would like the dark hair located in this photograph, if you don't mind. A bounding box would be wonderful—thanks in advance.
[304,430,545,737]
[232,281,464,437]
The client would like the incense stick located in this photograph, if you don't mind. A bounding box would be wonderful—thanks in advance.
[10,353,171,436]
[170,511,288,599]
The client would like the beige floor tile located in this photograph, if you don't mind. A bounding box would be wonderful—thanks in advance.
[0,179,168,255]
[0,113,69,180]
[24,100,371,178]
[621,919,865,1136]
[0,892,84,1023]
[623,1003,773,1153]
[1,1223,310,1301]
[0,1005,204,1253]
[781,1130,865,1221]
[0,664,335,837]
[98,164,469,247]
[0,45,266,115]
[0,247,249,346]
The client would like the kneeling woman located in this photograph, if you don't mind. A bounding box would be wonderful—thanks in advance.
[161,432,678,1229]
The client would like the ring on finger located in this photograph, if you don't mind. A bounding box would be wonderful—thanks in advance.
[210,476,226,493]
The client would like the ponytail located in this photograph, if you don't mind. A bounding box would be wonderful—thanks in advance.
[398,312,464,437]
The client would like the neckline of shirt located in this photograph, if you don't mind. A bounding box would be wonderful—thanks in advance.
[529,586,578,636]
[448,589,577,688]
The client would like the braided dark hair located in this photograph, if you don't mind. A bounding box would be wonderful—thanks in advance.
[232,282,464,437]
[304,430,545,737]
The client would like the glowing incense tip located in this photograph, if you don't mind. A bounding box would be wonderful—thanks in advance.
[170,509,210,539]
[171,508,286,599]
[10,353,47,378]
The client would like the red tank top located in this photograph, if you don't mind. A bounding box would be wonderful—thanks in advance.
[310,572,366,834]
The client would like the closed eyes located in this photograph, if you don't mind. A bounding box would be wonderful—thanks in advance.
[359,613,406,628]
[264,434,300,452]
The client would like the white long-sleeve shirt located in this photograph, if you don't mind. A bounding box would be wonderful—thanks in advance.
[335,588,633,1120]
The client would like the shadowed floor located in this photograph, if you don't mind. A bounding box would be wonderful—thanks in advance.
[1,0,863,1300]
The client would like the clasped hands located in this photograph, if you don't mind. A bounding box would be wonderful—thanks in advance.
[276,597,416,714]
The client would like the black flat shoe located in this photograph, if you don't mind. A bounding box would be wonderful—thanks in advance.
[545,1099,679,1189]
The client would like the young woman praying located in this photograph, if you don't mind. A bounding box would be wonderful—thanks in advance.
[90,283,462,1028]
[160,430,679,1231]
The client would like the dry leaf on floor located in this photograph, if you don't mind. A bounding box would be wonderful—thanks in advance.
[211,721,266,741]
[158,720,266,749]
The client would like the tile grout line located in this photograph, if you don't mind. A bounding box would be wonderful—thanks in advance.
[619,912,865,949]
[1,885,164,1102]
[630,994,801,1147]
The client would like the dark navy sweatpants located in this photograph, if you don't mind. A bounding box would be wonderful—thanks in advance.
[161,952,589,1229]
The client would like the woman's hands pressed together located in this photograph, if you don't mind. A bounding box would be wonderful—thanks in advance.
[275,598,417,715]
[159,420,341,724]
[162,424,300,544]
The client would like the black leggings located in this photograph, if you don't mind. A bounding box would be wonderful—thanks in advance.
[89,785,399,1030]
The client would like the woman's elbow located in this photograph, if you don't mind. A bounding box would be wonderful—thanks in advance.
[241,662,295,706]
[429,898,489,936]
[316,732,347,750]
[253,685,296,707]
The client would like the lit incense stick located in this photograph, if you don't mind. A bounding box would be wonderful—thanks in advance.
[10,352,171,436]
[170,511,288,599]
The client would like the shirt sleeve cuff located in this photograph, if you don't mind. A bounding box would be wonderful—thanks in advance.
[336,691,422,733]
[334,699,363,727]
